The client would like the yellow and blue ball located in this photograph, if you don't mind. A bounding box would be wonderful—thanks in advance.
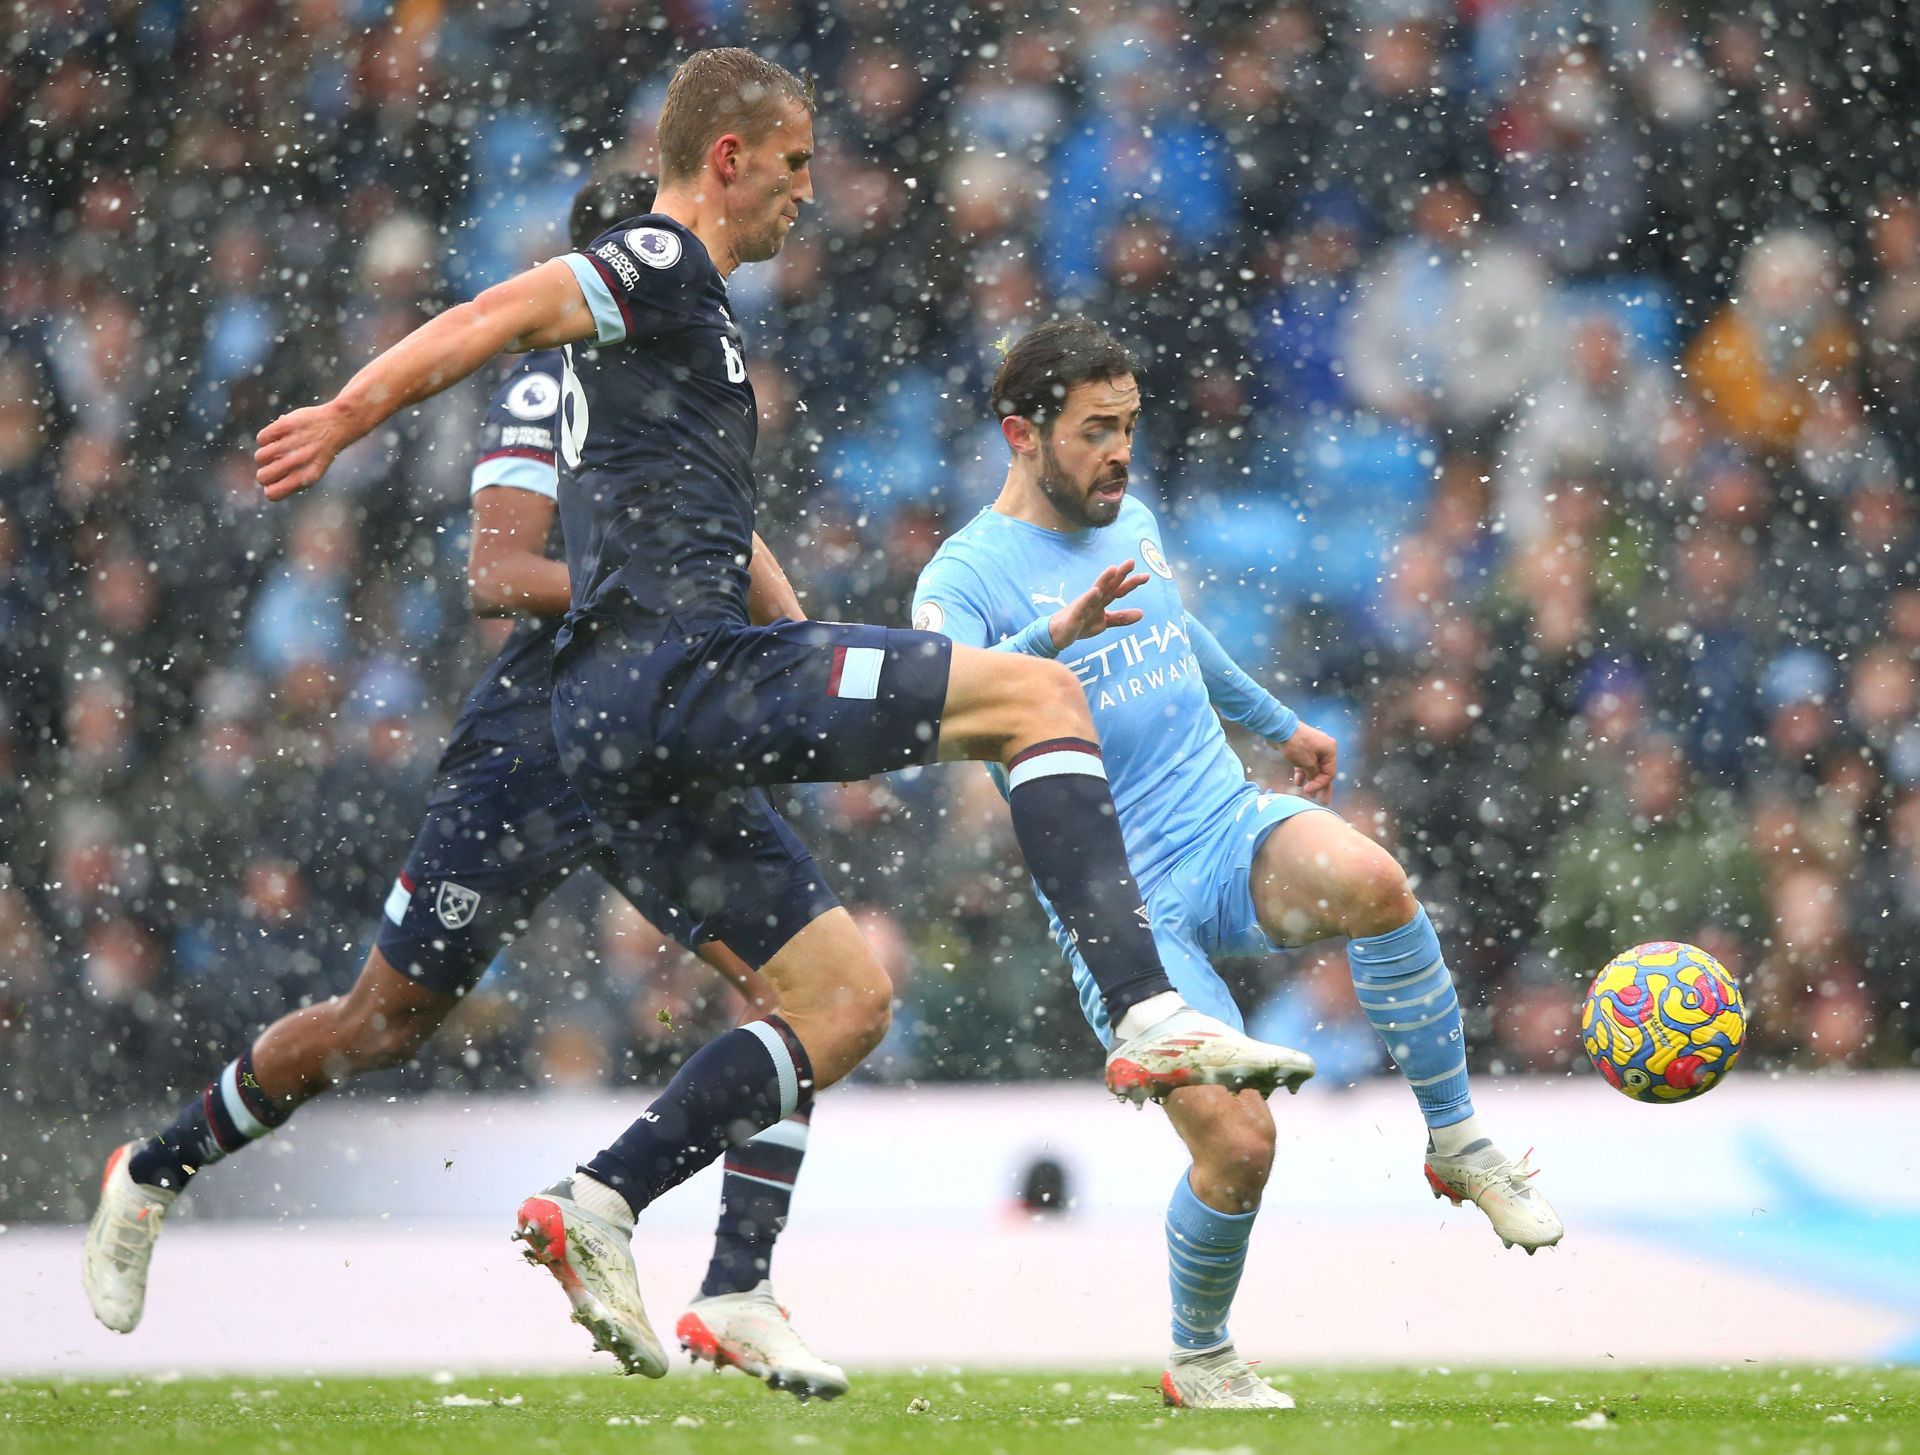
[1580,941,1747,1103]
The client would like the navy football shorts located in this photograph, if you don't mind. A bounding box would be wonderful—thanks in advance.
[551,613,951,966]
[375,736,607,995]
[376,734,830,992]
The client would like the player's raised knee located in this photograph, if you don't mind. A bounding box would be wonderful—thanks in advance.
[1018,657,1095,740]
[1339,836,1418,938]
[798,946,893,1070]
[833,955,894,1056]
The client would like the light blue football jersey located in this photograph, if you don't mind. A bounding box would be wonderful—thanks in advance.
[912,495,1265,890]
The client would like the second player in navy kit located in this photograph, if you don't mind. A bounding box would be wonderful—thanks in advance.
[254,47,1317,1378]
[84,177,850,1399]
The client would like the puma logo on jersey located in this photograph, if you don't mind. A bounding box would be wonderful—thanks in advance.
[1031,583,1069,611]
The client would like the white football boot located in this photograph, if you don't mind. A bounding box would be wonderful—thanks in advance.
[677,1281,849,1400]
[83,1141,177,1334]
[1105,1008,1316,1104]
[514,1175,668,1377]
[1424,1140,1564,1253]
[1160,1345,1297,1410]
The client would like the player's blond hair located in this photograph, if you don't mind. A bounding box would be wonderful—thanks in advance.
[656,49,814,184]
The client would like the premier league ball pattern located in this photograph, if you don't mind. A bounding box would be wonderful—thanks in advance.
[1581,942,1748,1103]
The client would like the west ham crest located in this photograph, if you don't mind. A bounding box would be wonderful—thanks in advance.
[435,881,481,929]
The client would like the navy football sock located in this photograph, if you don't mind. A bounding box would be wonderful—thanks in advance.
[1005,738,1173,1027]
[699,1111,809,1297]
[127,1048,293,1193]
[583,1017,813,1217]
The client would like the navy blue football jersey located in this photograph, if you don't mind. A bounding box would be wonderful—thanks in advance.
[444,350,567,756]
[556,214,759,628]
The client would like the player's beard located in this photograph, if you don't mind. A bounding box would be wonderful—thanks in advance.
[1037,435,1126,529]
[725,186,790,264]
[738,212,786,263]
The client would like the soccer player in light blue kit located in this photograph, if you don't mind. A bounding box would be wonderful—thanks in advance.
[913,321,1563,1411]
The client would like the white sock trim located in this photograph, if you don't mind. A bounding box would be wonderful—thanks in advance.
[1428,1112,1486,1157]
[572,1173,635,1229]
[1007,743,1107,792]
[218,1059,269,1140]
[741,1020,801,1118]
[1114,990,1186,1042]
[742,1115,809,1153]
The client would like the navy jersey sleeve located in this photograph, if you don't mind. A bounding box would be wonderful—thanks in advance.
[470,355,561,499]
[560,217,704,349]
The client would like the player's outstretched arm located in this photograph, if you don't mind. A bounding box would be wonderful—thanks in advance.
[256,260,597,501]
[747,532,807,624]
[1185,611,1336,802]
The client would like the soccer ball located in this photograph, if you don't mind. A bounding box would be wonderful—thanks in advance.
[1580,941,1747,1103]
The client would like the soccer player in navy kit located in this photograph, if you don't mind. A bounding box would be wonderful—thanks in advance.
[83,176,848,1398]
[251,49,1315,1377]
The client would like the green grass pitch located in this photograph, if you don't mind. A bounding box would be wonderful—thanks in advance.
[4,1367,1914,1454]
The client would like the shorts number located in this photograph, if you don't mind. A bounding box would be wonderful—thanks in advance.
[721,335,747,384]
[559,345,590,469]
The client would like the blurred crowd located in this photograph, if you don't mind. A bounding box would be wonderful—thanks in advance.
[4,0,1919,1137]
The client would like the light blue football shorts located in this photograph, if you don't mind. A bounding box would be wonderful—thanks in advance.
[1063,786,1334,1048]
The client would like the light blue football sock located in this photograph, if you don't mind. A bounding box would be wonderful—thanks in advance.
[1348,905,1474,1131]
[1166,1170,1257,1353]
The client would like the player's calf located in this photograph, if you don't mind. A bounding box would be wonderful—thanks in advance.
[754,909,893,1088]
[1165,1086,1275,1214]
[1147,1090,1280,1373]
[119,951,452,1199]
[1251,815,1565,1249]
[280,957,453,1096]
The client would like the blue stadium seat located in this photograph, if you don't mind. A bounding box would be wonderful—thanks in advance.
[1560,276,1682,364]
[821,367,946,518]
[451,112,574,295]
[1167,498,1307,658]
[1170,420,1429,649]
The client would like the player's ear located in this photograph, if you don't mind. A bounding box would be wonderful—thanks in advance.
[712,133,743,183]
[1001,414,1038,458]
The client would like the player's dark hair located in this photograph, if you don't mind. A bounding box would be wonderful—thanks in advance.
[656,48,815,184]
[570,172,657,250]
[991,319,1139,428]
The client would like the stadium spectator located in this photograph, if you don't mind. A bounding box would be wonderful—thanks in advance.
[1344,176,1552,444]
[1684,229,1858,452]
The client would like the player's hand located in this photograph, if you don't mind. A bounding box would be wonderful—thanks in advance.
[1280,721,1338,805]
[1048,560,1149,652]
[256,403,353,501]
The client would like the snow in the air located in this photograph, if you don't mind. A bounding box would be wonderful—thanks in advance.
[2,0,1917,1221]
